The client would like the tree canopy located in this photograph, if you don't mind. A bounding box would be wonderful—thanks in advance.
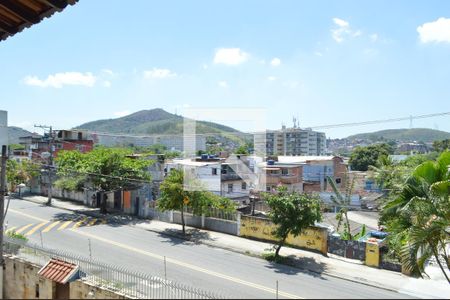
[349,143,394,171]
[55,147,153,213]
[264,187,322,257]
[157,168,235,234]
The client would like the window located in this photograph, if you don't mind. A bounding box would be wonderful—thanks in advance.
[281,168,289,175]
[228,184,233,193]
[335,178,341,184]
[212,168,217,175]
[266,186,271,192]
[242,182,247,190]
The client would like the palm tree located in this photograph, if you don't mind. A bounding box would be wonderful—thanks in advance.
[382,151,450,282]
[327,175,356,240]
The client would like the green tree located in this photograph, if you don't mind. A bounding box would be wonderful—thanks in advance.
[235,144,249,155]
[6,159,40,193]
[432,139,450,153]
[381,151,450,281]
[264,187,322,257]
[157,168,235,234]
[56,148,152,214]
[327,175,357,240]
[349,143,394,171]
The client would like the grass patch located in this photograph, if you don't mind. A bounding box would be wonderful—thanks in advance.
[6,230,28,242]
[262,252,290,264]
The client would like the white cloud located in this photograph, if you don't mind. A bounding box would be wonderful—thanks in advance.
[267,76,277,81]
[218,81,229,88]
[282,81,300,89]
[23,72,96,88]
[333,18,349,28]
[370,33,379,42]
[143,68,177,79]
[314,51,323,57]
[202,64,208,69]
[114,110,131,117]
[331,18,362,43]
[270,57,281,67]
[417,17,450,43]
[101,69,116,76]
[103,81,112,88]
[213,48,249,65]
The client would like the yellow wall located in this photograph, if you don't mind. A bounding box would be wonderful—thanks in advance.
[240,216,328,255]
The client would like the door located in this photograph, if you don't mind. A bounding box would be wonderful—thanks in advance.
[134,197,140,216]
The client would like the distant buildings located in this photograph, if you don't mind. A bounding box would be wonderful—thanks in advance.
[19,129,94,161]
[88,132,207,152]
[258,156,347,193]
[254,126,326,156]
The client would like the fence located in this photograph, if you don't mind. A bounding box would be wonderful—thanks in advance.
[3,237,224,299]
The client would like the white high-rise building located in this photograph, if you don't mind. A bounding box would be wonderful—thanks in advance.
[254,126,326,156]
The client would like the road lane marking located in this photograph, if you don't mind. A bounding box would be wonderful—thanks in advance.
[58,221,73,231]
[9,209,47,222]
[9,208,302,299]
[87,218,98,226]
[72,217,88,229]
[25,222,49,236]
[15,224,34,234]
[5,226,17,233]
[42,221,61,233]
[71,229,303,299]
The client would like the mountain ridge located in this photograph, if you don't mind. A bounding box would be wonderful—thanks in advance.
[346,128,450,143]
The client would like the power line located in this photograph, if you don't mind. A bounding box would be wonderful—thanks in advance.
[73,111,450,138]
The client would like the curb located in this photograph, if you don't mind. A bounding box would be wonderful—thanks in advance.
[133,224,403,295]
[22,197,406,296]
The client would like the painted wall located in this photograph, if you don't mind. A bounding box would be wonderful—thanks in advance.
[239,216,328,255]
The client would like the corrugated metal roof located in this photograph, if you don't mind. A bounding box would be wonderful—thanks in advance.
[0,0,78,42]
[278,156,339,163]
[38,258,78,284]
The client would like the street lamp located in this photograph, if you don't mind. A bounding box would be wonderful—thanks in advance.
[17,183,26,198]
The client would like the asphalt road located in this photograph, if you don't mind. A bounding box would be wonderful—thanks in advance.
[4,199,415,299]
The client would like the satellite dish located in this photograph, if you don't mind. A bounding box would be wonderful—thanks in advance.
[41,152,51,159]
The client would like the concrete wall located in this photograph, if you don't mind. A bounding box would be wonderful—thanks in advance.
[240,216,328,255]
[173,211,202,228]
[52,188,86,204]
[3,255,131,299]
[204,217,238,236]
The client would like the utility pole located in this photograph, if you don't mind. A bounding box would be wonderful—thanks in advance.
[0,145,8,299]
[34,125,54,206]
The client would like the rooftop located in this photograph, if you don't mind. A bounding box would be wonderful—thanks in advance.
[0,0,78,42]
[38,258,79,284]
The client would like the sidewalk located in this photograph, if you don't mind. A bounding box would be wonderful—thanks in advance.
[21,195,450,299]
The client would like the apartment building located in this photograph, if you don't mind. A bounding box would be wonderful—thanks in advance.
[255,126,326,156]
[89,132,207,152]
[258,155,347,193]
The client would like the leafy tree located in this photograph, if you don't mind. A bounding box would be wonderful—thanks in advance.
[6,159,40,193]
[235,144,249,155]
[381,151,450,281]
[157,168,235,234]
[56,148,152,213]
[349,143,394,171]
[432,139,450,153]
[264,187,322,257]
[327,175,357,240]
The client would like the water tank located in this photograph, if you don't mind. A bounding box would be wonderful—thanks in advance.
[267,160,275,165]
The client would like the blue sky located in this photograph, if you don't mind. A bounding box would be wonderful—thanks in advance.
[1,0,450,138]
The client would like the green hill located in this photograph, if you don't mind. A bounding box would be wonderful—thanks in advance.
[74,108,250,147]
[347,128,450,143]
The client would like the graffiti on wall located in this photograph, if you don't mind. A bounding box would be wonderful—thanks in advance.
[240,216,328,255]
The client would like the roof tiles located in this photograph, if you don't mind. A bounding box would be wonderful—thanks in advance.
[38,259,78,284]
